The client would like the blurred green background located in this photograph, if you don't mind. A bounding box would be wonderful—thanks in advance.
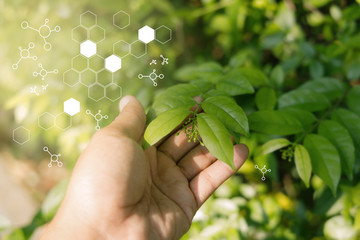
[1,0,360,239]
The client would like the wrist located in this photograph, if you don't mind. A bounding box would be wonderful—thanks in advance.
[40,209,105,240]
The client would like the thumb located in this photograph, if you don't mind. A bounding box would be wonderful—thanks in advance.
[106,95,146,142]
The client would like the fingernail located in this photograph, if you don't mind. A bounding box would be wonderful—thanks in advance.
[120,96,131,111]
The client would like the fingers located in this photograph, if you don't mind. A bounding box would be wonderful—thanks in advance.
[105,95,146,142]
[189,144,249,207]
[177,145,217,180]
[158,128,199,162]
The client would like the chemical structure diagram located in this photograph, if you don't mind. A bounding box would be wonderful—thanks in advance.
[43,146,63,167]
[12,42,38,70]
[30,86,40,96]
[149,55,169,66]
[160,54,169,65]
[86,109,108,131]
[21,19,61,51]
[33,63,58,80]
[30,84,49,96]
[255,165,271,181]
[138,69,164,87]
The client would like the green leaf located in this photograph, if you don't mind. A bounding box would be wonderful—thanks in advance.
[197,113,234,169]
[355,209,360,231]
[346,85,360,116]
[294,145,312,188]
[281,55,302,72]
[255,87,277,110]
[280,108,317,129]
[309,61,324,79]
[190,79,213,92]
[299,77,345,101]
[278,89,331,112]
[238,68,268,88]
[258,138,291,156]
[229,50,250,68]
[300,41,315,59]
[159,83,202,98]
[216,69,254,96]
[270,65,285,88]
[152,84,201,114]
[345,61,360,81]
[175,62,223,82]
[261,32,285,49]
[318,120,355,180]
[248,110,303,135]
[202,96,249,136]
[203,89,230,99]
[304,134,341,195]
[153,95,196,115]
[332,108,360,149]
[144,107,192,145]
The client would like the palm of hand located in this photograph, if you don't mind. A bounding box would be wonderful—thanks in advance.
[47,96,248,240]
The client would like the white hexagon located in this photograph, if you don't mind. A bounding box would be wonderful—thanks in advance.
[138,26,155,44]
[80,40,97,58]
[105,55,122,73]
[64,98,80,116]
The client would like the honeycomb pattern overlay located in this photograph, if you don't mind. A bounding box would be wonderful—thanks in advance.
[65,10,172,102]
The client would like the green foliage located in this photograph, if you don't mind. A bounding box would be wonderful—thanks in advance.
[146,71,250,167]
[216,69,255,96]
[197,113,235,170]
[143,0,360,238]
[201,96,249,137]
[257,138,291,156]
[304,134,341,195]
[144,107,192,145]
[318,120,355,180]
[294,145,312,188]
[2,0,360,239]
[248,110,303,135]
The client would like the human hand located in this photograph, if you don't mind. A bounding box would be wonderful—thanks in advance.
[40,95,249,240]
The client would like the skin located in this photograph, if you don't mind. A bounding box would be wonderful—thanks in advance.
[40,95,249,240]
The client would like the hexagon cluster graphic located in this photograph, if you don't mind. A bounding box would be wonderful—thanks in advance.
[38,98,80,131]
[64,10,172,102]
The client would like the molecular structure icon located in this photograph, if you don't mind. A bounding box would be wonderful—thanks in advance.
[30,84,49,96]
[138,69,164,87]
[255,165,271,181]
[33,63,58,80]
[12,42,38,70]
[160,54,169,65]
[21,19,61,51]
[86,109,108,131]
[43,146,63,167]
[149,55,169,66]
